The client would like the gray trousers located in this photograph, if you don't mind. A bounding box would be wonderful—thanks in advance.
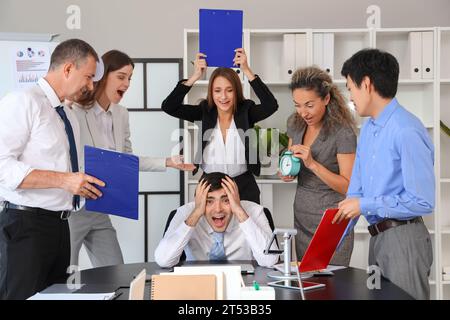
[68,208,124,268]
[368,219,433,300]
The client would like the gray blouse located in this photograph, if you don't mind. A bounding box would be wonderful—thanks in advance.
[286,113,357,192]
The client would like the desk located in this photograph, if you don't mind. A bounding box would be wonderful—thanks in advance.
[74,261,412,300]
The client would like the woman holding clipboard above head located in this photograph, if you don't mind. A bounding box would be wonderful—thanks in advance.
[161,49,279,204]
[278,66,356,266]
[68,50,195,269]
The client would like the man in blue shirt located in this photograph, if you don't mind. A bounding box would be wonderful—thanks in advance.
[334,48,435,300]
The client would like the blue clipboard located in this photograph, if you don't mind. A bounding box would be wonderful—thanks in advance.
[199,9,243,68]
[84,146,139,220]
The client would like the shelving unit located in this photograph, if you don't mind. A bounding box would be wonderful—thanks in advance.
[183,26,449,299]
[438,27,450,300]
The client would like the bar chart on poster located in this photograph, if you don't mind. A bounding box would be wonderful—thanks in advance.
[0,39,59,98]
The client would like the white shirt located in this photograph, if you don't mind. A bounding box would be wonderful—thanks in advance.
[202,120,247,177]
[154,200,279,268]
[0,78,80,211]
[92,102,116,151]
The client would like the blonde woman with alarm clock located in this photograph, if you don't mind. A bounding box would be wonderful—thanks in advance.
[279,66,357,266]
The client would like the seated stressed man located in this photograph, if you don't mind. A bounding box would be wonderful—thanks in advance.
[154,172,279,268]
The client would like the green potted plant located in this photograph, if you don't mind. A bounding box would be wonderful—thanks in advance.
[253,125,289,157]
[252,125,289,177]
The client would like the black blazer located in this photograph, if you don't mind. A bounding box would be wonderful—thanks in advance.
[161,76,279,176]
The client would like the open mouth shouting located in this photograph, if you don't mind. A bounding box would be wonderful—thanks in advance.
[211,214,226,228]
[117,89,126,98]
[304,116,313,124]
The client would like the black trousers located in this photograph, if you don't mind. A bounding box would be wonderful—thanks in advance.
[0,208,70,300]
[233,171,260,204]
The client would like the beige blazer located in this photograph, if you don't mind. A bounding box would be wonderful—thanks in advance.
[72,101,166,173]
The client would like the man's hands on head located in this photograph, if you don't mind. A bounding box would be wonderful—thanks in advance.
[186,179,211,227]
[221,176,248,223]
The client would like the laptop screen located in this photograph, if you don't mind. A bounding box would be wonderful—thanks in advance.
[299,208,350,273]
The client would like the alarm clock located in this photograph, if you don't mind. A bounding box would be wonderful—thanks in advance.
[279,151,301,176]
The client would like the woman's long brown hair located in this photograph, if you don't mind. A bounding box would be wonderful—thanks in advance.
[206,67,245,114]
[288,66,356,135]
[76,50,134,107]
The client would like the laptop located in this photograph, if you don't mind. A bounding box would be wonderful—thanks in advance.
[299,208,350,273]
[238,263,255,274]
[269,208,349,292]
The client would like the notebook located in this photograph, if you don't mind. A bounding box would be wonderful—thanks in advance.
[27,292,116,300]
[298,208,350,273]
[173,265,241,300]
[169,268,224,300]
[150,274,216,300]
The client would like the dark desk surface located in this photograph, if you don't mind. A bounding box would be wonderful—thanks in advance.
[75,261,413,300]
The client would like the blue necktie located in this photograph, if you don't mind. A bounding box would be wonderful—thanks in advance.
[55,106,80,210]
[209,232,226,261]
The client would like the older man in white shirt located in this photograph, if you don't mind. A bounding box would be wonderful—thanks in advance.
[0,39,105,300]
[155,172,279,268]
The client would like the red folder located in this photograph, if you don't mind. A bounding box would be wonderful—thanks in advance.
[298,208,350,273]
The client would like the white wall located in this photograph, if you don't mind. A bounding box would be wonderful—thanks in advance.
[1,0,449,58]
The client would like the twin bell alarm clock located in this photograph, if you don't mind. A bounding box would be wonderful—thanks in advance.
[279,151,301,176]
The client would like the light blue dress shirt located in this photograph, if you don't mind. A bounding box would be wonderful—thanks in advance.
[347,98,435,227]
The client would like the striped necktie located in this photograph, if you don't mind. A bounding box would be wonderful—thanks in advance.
[209,232,226,261]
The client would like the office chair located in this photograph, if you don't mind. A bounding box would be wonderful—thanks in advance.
[162,207,278,263]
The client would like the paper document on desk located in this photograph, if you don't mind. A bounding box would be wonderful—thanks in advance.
[273,262,347,274]
[27,292,116,300]
[173,265,242,300]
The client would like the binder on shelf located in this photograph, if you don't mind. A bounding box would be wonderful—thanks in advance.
[421,31,434,79]
[84,146,139,220]
[313,33,324,69]
[313,33,334,76]
[150,274,216,300]
[282,34,296,81]
[409,32,422,79]
[295,33,307,72]
[199,9,243,68]
[323,33,334,76]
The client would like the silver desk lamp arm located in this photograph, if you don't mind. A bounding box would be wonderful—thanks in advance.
[264,228,306,299]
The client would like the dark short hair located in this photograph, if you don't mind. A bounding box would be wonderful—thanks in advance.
[200,172,232,193]
[341,48,399,98]
[49,38,98,71]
